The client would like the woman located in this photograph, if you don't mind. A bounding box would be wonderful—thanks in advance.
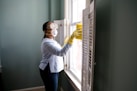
[39,21,82,91]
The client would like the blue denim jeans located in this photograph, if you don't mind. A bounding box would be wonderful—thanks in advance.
[40,64,59,91]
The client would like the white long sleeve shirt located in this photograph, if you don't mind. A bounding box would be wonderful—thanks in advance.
[39,38,71,73]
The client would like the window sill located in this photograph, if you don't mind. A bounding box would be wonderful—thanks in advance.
[64,70,81,91]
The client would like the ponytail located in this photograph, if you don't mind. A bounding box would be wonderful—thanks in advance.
[43,34,46,38]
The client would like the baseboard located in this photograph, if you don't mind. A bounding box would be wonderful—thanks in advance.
[12,86,44,91]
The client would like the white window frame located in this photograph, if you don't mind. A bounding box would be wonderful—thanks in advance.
[64,0,86,90]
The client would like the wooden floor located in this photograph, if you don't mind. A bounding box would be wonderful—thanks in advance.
[12,86,45,91]
[23,88,44,91]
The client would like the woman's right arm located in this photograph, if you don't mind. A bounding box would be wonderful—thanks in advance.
[44,42,71,56]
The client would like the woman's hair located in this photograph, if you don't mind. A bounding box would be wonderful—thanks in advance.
[43,21,49,31]
[42,21,52,38]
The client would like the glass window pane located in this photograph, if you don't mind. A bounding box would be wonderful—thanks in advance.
[72,0,78,22]
[72,0,86,23]
[69,0,86,82]
[70,39,82,80]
